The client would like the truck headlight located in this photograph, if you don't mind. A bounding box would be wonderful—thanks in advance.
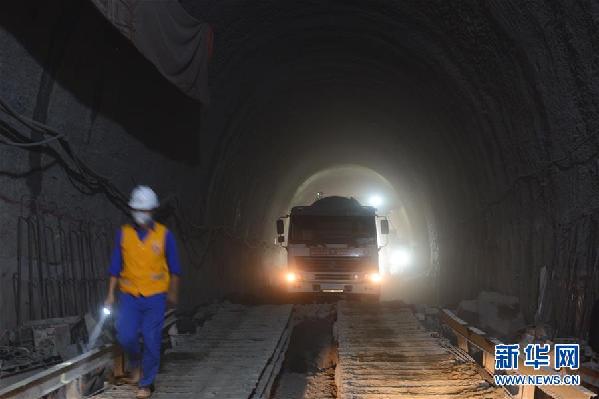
[286,272,297,283]
[368,273,382,283]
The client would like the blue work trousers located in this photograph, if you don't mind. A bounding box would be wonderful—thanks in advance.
[116,292,167,387]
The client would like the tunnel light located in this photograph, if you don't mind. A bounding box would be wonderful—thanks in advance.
[285,272,297,283]
[368,195,383,208]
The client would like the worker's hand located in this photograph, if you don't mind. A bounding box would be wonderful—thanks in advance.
[104,292,115,308]
[105,277,118,309]
[167,290,178,308]
[167,275,180,308]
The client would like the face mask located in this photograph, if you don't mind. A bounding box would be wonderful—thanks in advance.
[132,211,152,226]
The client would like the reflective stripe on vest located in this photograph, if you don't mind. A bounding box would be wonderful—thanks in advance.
[119,222,170,296]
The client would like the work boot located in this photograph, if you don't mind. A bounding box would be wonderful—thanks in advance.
[121,368,141,385]
[136,386,153,398]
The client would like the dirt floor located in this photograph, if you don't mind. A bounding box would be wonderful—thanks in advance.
[271,304,338,399]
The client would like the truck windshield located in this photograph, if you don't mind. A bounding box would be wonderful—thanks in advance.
[289,215,376,245]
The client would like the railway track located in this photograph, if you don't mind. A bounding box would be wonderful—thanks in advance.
[2,301,596,399]
[335,301,507,399]
[93,303,293,399]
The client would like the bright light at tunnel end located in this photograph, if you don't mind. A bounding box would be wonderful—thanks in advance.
[368,194,383,208]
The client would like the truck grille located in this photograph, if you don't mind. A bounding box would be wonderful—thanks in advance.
[296,256,372,272]
[314,273,353,281]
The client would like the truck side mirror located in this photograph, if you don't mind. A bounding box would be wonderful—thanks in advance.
[277,235,285,243]
[276,219,285,235]
[380,219,389,235]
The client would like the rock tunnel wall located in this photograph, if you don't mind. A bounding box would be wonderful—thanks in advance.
[0,1,267,331]
[1,0,598,340]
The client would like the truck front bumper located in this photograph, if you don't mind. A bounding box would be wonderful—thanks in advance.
[286,281,380,295]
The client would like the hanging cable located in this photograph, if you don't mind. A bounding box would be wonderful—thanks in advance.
[0,97,62,136]
[0,95,274,250]
[0,111,129,212]
[0,134,65,147]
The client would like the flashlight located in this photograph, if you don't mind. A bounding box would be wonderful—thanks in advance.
[102,306,112,316]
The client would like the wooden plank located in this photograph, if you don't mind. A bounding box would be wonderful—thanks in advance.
[440,309,496,353]
[112,347,125,379]
[515,384,536,399]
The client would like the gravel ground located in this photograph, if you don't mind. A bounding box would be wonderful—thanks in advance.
[271,368,336,399]
[271,304,338,399]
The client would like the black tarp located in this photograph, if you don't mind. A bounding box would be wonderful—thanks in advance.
[90,0,212,104]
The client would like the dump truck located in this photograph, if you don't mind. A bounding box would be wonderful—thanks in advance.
[276,196,388,298]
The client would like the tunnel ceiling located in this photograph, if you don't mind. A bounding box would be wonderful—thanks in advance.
[175,0,597,335]
[182,0,596,220]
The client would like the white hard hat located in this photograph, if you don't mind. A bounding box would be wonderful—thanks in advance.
[129,185,159,210]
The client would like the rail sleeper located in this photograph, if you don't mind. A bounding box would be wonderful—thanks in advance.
[335,301,508,399]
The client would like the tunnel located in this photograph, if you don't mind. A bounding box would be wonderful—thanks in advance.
[1,1,598,398]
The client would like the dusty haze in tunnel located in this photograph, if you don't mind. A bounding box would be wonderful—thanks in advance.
[282,165,431,302]
[0,0,597,341]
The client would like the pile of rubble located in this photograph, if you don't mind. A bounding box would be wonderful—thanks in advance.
[0,301,231,396]
[0,316,87,386]
[457,291,526,341]
[165,302,222,336]
[0,300,228,382]
[292,303,336,323]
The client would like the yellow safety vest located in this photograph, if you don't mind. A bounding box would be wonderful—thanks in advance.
[118,222,170,297]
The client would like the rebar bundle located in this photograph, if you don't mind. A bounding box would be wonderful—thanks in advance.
[12,198,113,327]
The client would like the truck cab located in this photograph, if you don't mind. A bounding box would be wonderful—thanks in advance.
[276,196,388,298]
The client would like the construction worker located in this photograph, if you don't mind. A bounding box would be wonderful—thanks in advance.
[104,185,181,399]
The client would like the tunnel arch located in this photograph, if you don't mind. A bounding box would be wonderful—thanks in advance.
[202,1,520,252]
[186,0,599,335]
[288,165,398,208]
